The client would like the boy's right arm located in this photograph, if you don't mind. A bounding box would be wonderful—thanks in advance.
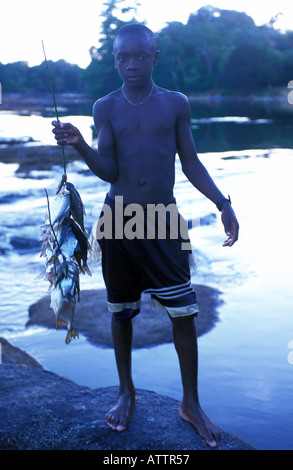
[51,100,118,183]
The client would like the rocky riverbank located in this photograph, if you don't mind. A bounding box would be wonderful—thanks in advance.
[0,283,255,451]
[1,281,256,451]
[0,361,255,451]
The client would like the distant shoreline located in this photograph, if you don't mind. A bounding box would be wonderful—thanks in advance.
[0,92,90,112]
[0,87,290,111]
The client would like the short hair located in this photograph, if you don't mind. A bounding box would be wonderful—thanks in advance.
[113,23,156,50]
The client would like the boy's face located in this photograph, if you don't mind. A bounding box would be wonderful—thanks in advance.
[113,33,159,88]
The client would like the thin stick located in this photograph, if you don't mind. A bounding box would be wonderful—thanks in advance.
[41,40,67,175]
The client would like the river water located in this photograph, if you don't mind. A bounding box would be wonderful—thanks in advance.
[1,95,293,450]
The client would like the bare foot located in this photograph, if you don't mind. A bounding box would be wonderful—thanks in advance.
[179,403,221,448]
[105,391,136,432]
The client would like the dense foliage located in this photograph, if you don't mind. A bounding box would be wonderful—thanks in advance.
[0,60,84,94]
[1,4,293,97]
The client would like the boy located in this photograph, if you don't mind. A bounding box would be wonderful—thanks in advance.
[52,24,239,448]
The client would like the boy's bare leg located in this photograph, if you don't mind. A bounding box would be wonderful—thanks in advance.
[171,315,221,448]
[105,314,136,431]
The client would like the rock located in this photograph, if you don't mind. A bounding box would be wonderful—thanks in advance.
[0,337,42,368]
[10,236,40,251]
[0,136,35,145]
[0,364,255,450]
[0,145,81,174]
[200,212,217,226]
[27,285,222,348]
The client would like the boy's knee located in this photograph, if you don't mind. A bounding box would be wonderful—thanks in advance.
[112,308,140,323]
[169,313,196,327]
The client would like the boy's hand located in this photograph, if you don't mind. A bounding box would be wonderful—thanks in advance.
[51,120,83,146]
[221,203,239,247]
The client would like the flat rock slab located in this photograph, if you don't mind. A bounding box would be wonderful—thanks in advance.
[0,365,254,451]
[27,285,221,348]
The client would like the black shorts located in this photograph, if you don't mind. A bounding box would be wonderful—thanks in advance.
[96,194,199,322]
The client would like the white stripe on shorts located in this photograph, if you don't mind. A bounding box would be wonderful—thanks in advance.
[143,281,194,300]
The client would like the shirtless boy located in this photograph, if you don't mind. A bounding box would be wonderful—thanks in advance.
[52,24,239,448]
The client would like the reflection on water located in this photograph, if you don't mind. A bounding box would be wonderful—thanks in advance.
[1,94,293,153]
[190,99,293,153]
[1,96,293,450]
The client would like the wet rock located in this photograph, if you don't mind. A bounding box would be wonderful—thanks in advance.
[10,236,40,252]
[0,136,35,145]
[200,213,217,226]
[27,285,222,348]
[0,363,255,450]
[0,145,81,174]
[0,337,43,368]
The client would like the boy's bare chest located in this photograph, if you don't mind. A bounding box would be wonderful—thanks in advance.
[111,105,176,138]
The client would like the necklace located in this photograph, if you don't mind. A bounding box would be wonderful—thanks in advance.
[122,81,154,106]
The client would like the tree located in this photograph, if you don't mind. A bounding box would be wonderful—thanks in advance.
[0,60,85,94]
[154,22,193,92]
[220,44,282,91]
[83,0,143,97]
[0,61,29,93]
[155,6,291,94]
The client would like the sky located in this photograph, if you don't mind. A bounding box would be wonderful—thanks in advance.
[1,0,292,69]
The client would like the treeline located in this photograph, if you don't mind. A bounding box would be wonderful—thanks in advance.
[155,7,293,94]
[0,60,85,94]
[1,6,293,98]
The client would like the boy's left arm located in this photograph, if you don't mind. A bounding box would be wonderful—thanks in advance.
[175,94,239,247]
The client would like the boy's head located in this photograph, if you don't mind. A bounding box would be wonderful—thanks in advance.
[113,24,156,53]
[113,24,159,85]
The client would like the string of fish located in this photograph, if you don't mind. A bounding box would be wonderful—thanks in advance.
[38,42,91,344]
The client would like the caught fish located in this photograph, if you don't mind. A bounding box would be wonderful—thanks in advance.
[70,219,91,275]
[59,226,79,261]
[56,173,67,194]
[39,174,91,344]
[55,260,80,298]
[66,181,86,232]
[49,184,71,226]
[50,284,79,344]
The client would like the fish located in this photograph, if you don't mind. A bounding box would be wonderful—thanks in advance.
[59,225,79,261]
[56,173,67,195]
[66,181,86,232]
[50,284,79,344]
[39,174,91,344]
[49,185,71,227]
[70,219,91,275]
[55,260,80,297]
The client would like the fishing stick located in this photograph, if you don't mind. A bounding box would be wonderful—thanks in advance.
[41,40,67,175]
